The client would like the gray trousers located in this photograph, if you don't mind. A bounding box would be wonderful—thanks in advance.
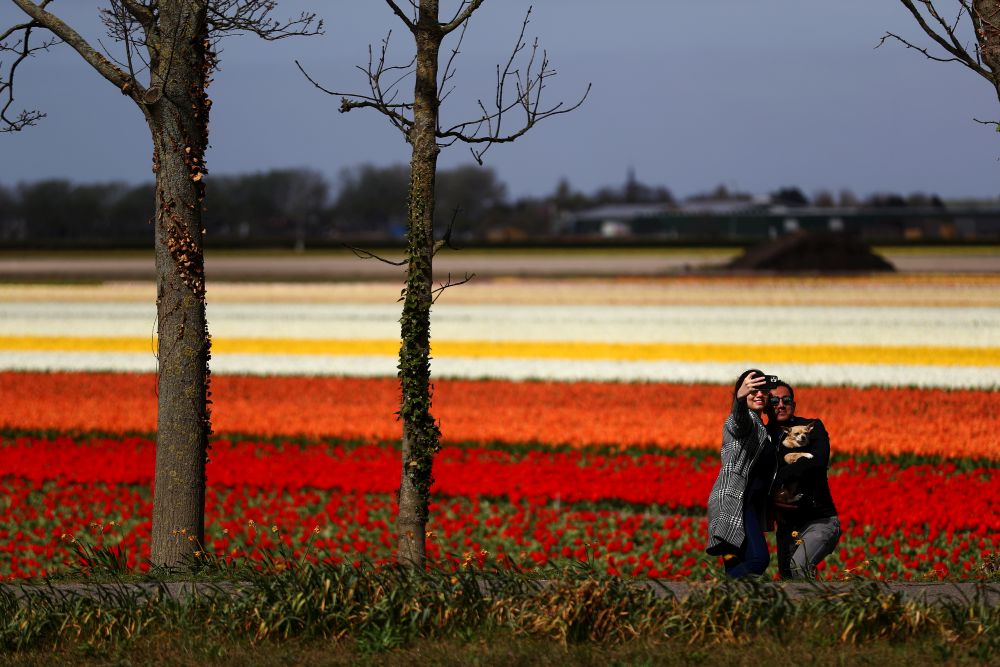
[776,515,841,579]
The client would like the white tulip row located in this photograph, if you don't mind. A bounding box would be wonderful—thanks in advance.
[0,300,997,388]
[1,301,998,348]
[0,350,995,390]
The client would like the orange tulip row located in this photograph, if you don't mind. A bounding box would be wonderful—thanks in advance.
[1,371,996,459]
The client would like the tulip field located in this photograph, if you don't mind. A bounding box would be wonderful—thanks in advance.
[0,274,998,581]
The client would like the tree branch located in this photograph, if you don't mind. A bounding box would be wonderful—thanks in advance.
[439,34,590,163]
[99,1,146,86]
[383,0,416,33]
[431,7,590,163]
[119,0,155,28]
[0,20,54,132]
[296,58,414,132]
[321,2,587,164]
[438,18,468,107]
[878,31,980,68]
[297,30,416,136]
[432,208,463,255]
[207,1,323,40]
[919,0,970,54]
[344,243,407,267]
[884,0,991,80]
[431,272,475,304]
[10,0,134,91]
[442,0,487,35]
[0,18,38,42]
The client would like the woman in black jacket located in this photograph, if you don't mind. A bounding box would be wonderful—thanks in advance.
[706,369,779,578]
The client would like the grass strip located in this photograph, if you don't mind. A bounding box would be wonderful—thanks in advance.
[0,562,997,661]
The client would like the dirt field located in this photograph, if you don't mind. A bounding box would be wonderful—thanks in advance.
[0,249,722,281]
[0,247,997,282]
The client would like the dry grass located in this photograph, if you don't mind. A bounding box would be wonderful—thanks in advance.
[1,563,997,665]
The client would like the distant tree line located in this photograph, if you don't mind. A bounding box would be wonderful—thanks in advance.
[0,165,954,246]
[0,165,520,245]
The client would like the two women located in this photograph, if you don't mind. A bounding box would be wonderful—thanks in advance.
[705,369,778,578]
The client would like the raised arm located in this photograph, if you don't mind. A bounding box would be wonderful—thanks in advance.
[726,394,753,439]
[726,371,767,440]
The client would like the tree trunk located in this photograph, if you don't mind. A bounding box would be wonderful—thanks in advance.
[143,3,213,567]
[396,2,443,567]
[974,1,1000,104]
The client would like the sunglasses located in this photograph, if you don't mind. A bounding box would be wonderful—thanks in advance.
[769,396,794,406]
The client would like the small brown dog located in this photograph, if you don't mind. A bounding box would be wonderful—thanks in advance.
[781,422,815,464]
[772,422,816,507]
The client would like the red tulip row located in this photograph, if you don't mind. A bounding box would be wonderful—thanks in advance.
[3,435,997,536]
[1,478,995,582]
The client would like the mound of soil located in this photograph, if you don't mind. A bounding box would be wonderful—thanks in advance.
[726,231,895,273]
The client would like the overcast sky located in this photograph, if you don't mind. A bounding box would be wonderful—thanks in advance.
[1,1,998,201]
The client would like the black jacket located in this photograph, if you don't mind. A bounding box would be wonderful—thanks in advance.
[771,416,837,523]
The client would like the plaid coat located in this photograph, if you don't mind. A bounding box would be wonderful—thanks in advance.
[705,398,774,555]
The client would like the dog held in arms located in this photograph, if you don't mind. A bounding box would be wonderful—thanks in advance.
[772,422,815,505]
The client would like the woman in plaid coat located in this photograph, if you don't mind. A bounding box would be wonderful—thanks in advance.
[705,369,778,578]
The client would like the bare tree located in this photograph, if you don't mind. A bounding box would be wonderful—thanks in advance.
[1,1,320,566]
[882,2,1000,109]
[301,0,587,567]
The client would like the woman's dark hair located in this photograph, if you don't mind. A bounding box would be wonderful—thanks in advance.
[732,369,765,400]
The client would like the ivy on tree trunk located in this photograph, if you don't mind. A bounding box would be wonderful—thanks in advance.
[396,8,443,567]
[304,0,584,569]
